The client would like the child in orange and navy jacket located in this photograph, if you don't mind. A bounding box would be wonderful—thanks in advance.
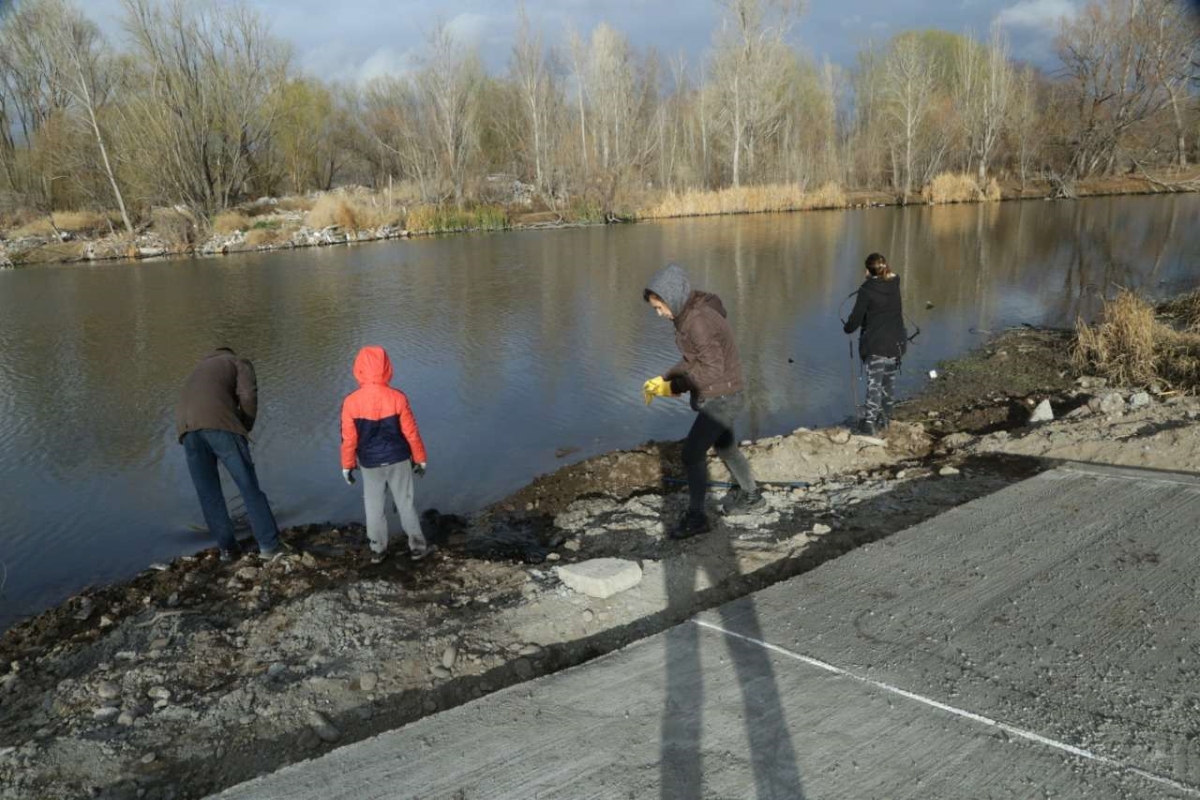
[340,345,431,564]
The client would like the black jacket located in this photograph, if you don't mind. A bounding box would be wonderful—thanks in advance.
[843,276,907,360]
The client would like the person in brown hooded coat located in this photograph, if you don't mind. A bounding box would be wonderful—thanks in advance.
[643,263,765,539]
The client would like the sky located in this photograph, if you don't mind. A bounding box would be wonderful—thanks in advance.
[75,0,1082,84]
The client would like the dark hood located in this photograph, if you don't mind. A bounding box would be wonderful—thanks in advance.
[860,274,901,298]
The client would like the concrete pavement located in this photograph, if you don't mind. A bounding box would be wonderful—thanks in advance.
[213,463,1200,799]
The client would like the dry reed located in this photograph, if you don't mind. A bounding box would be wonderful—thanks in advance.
[1073,290,1200,392]
[925,173,985,204]
[212,211,252,234]
[305,194,402,231]
[638,182,848,220]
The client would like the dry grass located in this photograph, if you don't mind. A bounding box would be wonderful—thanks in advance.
[150,207,197,247]
[305,194,404,231]
[1073,290,1200,392]
[212,211,252,234]
[1161,293,1200,333]
[245,225,296,248]
[12,211,115,237]
[404,204,508,233]
[925,173,987,204]
[984,177,1002,201]
[639,182,847,219]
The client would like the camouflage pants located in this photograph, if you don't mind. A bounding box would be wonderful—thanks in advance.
[863,356,899,428]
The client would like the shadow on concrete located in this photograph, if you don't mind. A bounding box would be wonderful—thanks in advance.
[658,417,806,800]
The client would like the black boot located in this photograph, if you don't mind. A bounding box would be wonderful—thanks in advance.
[670,509,711,540]
[854,418,877,436]
[720,487,767,515]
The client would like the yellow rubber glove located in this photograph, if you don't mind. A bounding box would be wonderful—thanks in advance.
[643,376,673,405]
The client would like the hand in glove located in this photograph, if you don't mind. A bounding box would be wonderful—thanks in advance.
[413,462,426,478]
[342,468,356,485]
[642,375,674,405]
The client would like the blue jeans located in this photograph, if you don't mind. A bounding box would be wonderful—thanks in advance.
[183,429,280,553]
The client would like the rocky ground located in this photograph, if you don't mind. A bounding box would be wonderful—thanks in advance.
[1,328,1198,800]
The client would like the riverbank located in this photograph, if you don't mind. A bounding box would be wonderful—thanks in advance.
[1,170,1197,269]
[3,323,1200,800]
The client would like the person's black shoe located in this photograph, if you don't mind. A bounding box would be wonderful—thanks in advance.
[669,510,711,540]
[721,487,767,515]
[219,548,238,563]
[854,419,877,436]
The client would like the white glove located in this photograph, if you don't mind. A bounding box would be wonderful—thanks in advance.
[342,468,356,485]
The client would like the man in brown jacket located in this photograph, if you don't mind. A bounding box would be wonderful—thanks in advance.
[644,263,764,539]
[176,348,281,561]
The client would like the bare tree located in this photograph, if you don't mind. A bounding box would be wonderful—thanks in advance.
[1008,65,1045,187]
[511,8,564,196]
[1141,0,1199,168]
[710,0,804,186]
[416,24,483,206]
[1056,0,1170,177]
[882,34,937,199]
[119,0,290,220]
[955,25,1012,184]
[34,0,134,233]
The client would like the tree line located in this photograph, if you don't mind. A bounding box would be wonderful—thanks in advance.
[0,0,1197,230]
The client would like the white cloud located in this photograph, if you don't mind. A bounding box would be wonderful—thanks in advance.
[445,12,491,48]
[996,0,1076,29]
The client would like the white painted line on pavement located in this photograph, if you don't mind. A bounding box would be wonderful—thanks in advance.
[694,619,1200,797]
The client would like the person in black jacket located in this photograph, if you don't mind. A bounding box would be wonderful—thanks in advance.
[843,253,907,435]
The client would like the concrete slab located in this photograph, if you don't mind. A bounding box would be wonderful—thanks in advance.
[212,464,1200,799]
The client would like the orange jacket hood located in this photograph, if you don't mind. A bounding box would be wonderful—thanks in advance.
[353,345,393,386]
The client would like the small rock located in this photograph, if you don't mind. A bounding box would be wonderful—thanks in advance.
[0,746,15,758]
[1029,399,1054,424]
[422,698,438,714]
[513,659,535,680]
[564,539,581,552]
[97,681,120,700]
[117,710,138,727]
[582,609,595,622]
[941,432,974,449]
[147,687,171,702]
[939,466,961,477]
[267,663,287,679]
[166,593,180,608]
[518,644,542,657]
[153,699,169,710]
[98,616,115,629]
[1129,391,1151,409]
[298,728,322,750]
[828,428,851,445]
[301,553,318,568]
[92,706,121,722]
[140,752,156,765]
[147,563,169,572]
[896,470,908,479]
[441,646,458,670]
[555,558,643,599]
[1092,392,1126,416]
[307,710,340,743]
[811,523,833,535]
[431,666,452,680]
[235,566,260,581]
[149,637,169,651]
[358,672,378,692]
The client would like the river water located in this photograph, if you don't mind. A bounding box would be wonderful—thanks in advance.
[0,195,1196,630]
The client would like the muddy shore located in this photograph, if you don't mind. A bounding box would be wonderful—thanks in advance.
[3,327,1200,800]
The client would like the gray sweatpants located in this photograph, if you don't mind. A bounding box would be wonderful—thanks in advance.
[361,460,426,554]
